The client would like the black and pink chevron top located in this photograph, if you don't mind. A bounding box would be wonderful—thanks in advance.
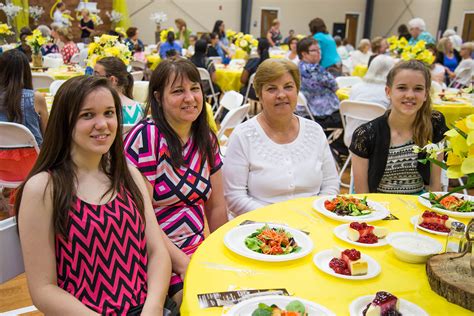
[55,188,148,315]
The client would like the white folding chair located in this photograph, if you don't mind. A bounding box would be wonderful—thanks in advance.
[335,76,363,88]
[132,80,149,104]
[32,73,55,91]
[197,67,219,108]
[448,67,472,88]
[0,122,40,188]
[208,56,222,64]
[214,90,244,119]
[49,80,66,95]
[217,103,250,143]
[339,100,387,188]
[131,60,146,71]
[78,48,89,67]
[131,71,144,82]
[243,73,256,105]
[69,53,81,64]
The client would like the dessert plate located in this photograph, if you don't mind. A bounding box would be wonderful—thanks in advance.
[223,223,313,262]
[333,224,389,247]
[349,294,428,316]
[313,196,390,222]
[418,192,474,218]
[410,215,449,236]
[226,295,335,316]
[312,249,381,280]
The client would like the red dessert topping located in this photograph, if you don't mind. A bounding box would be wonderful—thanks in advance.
[342,248,361,261]
[329,258,350,275]
[362,291,401,316]
[350,222,379,244]
[420,211,451,233]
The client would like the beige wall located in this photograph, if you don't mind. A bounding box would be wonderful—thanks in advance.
[448,0,474,35]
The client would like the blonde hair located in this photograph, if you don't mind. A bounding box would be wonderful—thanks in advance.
[386,60,433,146]
[358,38,371,51]
[254,59,300,99]
[461,42,473,55]
[57,27,74,42]
[437,37,452,54]
[272,19,280,27]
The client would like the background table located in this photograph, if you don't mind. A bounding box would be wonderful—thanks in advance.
[181,194,472,315]
[215,66,243,92]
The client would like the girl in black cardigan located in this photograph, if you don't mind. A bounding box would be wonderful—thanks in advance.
[350,60,448,194]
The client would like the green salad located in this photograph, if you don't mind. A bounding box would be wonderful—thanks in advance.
[252,300,307,316]
[244,225,301,255]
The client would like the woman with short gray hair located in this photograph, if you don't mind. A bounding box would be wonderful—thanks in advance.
[408,17,435,45]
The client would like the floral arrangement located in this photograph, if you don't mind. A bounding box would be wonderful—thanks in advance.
[150,11,167,25]
[0,23,14,37]
[27,5,45,24]
[0,3,22,21]
[106,10,122,24]
[160,27,174,43]
[26,29,48,54]
[87,34,132,67]
[115,27,126,38]
[387,36,435,65]
[234,33,258,54]
[90,13,103,26]
[413,115,474,200]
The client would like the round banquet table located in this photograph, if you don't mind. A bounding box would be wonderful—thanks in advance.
[215,66,243,92]
[335,88,474,128]
[181,194,472,315]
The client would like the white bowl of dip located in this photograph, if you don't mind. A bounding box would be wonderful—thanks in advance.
[387,232,443,263]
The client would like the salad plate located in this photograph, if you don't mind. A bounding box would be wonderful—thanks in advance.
[349,294,428,316]
[410,215,449,236]
[418,192,474,218]
[333,224,389,247]
[226,295,335,316]
[313,249,381,280]
[223,223,314,262]
[313,196,390,222]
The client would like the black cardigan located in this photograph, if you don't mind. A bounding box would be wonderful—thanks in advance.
[349,111,448,193]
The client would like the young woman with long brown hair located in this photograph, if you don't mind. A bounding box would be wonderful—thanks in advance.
[350,60,448,194]
[15,76,173,315]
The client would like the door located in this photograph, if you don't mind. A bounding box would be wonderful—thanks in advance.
[345,14,359,47]
[462,13,474,42]
[261,9,278,38]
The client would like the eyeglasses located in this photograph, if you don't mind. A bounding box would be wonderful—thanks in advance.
[308,49,320,53]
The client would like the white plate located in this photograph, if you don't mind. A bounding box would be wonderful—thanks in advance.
[227,294,335,316]
[410,215,449,236]
[313,196,390,222]
[223,223,314,262]
[312,249,381,280]
[418,192,474,218]
[349,294,428,316]
[333,224,389,247]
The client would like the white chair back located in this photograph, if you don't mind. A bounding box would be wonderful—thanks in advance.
[78,48,89,67]
[339,100,386,128]
[198,67,219,106]
[214,91,244,119]
[131,71,144,81]
[335,76,363,88]
[133,80,149,104]
[49,80,66,95]
[131,60,146,70]
[69,53,81,64]
[449,67,473,87]
[228,59,246,68]
[243,73,256,105]
[208,56,222,64]
[217,104,250,141]
[32,73,55,90]
[43,55,64,68]
[296,91,315,121]
[431,80,443,93]
[77,42,85,51]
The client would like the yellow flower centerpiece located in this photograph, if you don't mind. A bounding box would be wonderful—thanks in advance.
[87,34,132,67]
[160,27,175,43]
[232,32,258,55]
[0,23,13,43]
[26,29,48,67]
[387,36,435,65]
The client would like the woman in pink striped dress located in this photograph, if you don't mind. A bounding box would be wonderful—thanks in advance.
[124,58,228,305]
[15,76,174,315]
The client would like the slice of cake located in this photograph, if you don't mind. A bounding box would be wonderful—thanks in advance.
[330,248,368,276]
[347,222,388,244]
[363,291,401,316]
[417,210,453,233]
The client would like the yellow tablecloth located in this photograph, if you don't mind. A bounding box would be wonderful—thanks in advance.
[335,88,474,127]
[44,66,84,80]
[181,194,471,315]
[215,67,243,92]
[351,64,368,77]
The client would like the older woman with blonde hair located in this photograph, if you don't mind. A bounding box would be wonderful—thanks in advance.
[223,59,339,217]
[266,19,282,47]
[57,27,78,64]
[350,38,372,67]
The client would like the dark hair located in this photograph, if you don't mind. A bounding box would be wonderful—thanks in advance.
[167,31,176,44]
[14,76,145,238]
[212,20,225,39]
[165,49,179,59]
[257,38,270,63]
[146,58,218,169]
[19,27,32,41]
[210,32,219,41]
[96,57,134,99]
[288,37,299,46]
[175,18,187,30]
[134,44,143,52]
[297,36,318,59]
[0,50,33,123]
[386,60,432,146]
[126,27,138,38]
[190,39,208,68]
[309,18,328,34]
[56,2,65,9]
[398,24,409,35]
[108,30,123,41]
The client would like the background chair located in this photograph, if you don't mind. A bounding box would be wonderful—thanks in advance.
[216,103,250,149]
[335,76,363,88]
[32,73,55,91]
[214,90,244,120]
[197,67,220,109]
[131,60,146,71]
[131,70,144,81]
[132,80,149,104]
[242,73,256,105]
[49,80,66,96]
[69,53,81,64]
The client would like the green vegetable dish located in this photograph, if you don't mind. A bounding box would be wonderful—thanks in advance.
[244,225,301,255]
[252,300,307,316]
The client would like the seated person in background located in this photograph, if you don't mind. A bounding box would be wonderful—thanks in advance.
[335,35,350,60]
[436,37,462,83]
[125,27,145,53]
[350,38,372,68]
[133,44,147,63]
[207,32,229,61]
[450,42,473,89]
[426,43,446,86]
[283,29,295,45]
[223,59,339,217]
[350,60,447,194]
[37,25,59,56]
[0,50,48,146]
[266,19,282,47]
[185,34,198,57]
[190,39,221,97]
[285,37,300,65]
[343,38,355,52]
[297,37,340,129]
[368,36,388,67]
[17,27,33,62]
[239,38,270,100]
[159,31,182,59]
[408,17,435,45]
[345,55,395,146]
[94,57,144,126]
[175,18,192,49]
[57,27,79,64]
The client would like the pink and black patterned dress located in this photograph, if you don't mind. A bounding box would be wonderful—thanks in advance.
[55,188,148,315]
[124,118,222,296]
